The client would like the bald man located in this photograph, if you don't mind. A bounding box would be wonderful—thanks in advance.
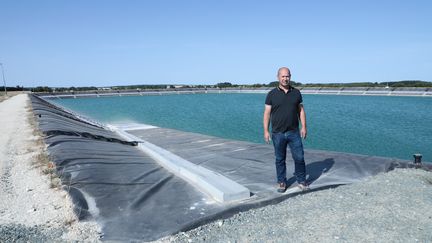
[263,67,309,193]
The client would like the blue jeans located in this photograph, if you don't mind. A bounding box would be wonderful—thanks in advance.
[272,129,306,184]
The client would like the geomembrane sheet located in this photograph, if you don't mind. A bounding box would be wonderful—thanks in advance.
[30,94,426,241]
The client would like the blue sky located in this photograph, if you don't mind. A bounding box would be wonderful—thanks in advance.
[1,0,431,87]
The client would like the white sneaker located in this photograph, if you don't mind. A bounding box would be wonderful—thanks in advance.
[297,183,310,191]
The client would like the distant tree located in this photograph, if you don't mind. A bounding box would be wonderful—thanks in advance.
[267,80,301,87]
[384,80,432,87]
[55,87,67,92]
[216,82,233,88]
[268,81,279,87]
[4,85,25,91]
[31,86,53,92]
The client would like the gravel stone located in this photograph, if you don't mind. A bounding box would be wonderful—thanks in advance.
[0,223,64,243]
[156,168,432,243]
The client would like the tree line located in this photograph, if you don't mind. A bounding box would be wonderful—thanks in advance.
[216,80,432,88]
[7,80,432,93]
[0,85,25,91]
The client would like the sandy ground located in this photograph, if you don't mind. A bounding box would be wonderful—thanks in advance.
[0,94,101,242]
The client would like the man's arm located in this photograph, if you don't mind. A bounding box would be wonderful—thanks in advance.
[299,103,307,139]
[263,104,272,143]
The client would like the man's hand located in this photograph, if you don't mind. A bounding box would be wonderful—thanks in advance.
[298,104,307,139]
[300,127,307,139]
[263,105,272,144]
[264,131,271,144]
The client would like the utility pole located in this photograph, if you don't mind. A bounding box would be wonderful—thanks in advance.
[0,63,7,96]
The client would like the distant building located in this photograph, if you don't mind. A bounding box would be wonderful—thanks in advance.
[166,85,184,89]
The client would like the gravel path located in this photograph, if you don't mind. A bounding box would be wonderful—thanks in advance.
[0,94,101,242]
[158,168,432,243]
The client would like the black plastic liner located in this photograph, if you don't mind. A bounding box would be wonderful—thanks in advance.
[29,94,429,242]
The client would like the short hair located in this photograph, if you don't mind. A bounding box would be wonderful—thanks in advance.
[277,67,290,76]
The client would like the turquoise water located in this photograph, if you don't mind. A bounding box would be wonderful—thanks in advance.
[51,93,432,162]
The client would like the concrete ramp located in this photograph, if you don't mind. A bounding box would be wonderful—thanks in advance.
[109,125,250,203]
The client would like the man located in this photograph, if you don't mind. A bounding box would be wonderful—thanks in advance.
[263,67,309,193]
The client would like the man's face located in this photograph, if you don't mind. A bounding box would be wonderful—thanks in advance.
[278,68,291,87]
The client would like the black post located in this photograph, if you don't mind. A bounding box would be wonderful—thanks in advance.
[413,154,422,168]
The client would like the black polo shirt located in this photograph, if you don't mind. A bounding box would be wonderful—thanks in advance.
[265,86,303,133]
